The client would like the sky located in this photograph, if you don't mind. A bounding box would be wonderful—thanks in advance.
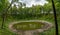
[9,0,48,7]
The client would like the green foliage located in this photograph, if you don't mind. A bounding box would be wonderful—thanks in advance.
[55,2,60,14]
[0,0,9,12]
[0,0,60,35]
[43,3,52,14]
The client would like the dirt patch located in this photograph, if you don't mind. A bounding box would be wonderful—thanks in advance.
[9,20,53,35]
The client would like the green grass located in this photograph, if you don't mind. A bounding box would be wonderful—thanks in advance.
[12,22,44,31]
[0,14,60,35]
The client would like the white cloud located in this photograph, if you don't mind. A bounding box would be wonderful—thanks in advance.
[9,0,48,7]
[19,0,48,7]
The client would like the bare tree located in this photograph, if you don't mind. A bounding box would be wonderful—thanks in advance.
[51,0,58,35]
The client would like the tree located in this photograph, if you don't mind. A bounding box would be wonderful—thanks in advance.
[1,0,18,29]
[55,2,60,14]
[0,0,10,29]
[43,3,52,14]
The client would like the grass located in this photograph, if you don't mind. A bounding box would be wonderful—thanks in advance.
[12,22,44,31]
[0,14,60,35]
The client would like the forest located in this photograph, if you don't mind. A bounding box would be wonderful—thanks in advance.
[0,0,60,35]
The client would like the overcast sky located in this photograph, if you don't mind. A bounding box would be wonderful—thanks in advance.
[9,0,48,7]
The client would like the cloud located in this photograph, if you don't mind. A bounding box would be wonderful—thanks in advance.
[19,0,48,7]
[9,0,48,7]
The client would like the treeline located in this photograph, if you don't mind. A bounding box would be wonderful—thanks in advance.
[0,0,60,20]
[7,5,42,19]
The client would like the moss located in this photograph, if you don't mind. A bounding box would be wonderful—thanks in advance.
[12,22,44,31]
